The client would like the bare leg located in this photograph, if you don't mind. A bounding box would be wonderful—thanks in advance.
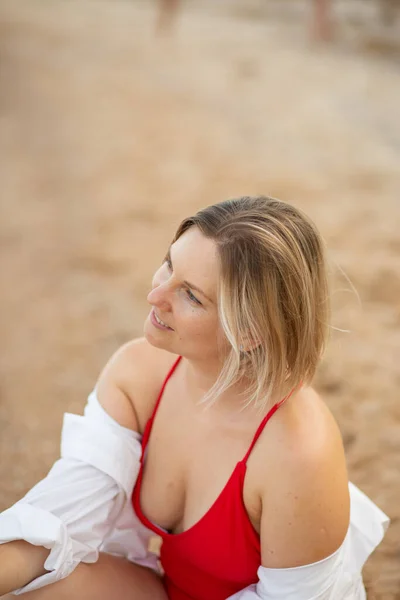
[2,553,168,600]
[311,0,334,42]
[156,0,181,34]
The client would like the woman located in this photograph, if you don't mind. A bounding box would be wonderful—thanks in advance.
[0,196,389,599]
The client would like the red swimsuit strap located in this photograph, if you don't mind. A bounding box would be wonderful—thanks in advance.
[141,355,182,455]
[242,385,299,464]
[142,357,299,467]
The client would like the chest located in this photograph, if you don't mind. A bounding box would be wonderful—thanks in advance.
[138,382,263,536]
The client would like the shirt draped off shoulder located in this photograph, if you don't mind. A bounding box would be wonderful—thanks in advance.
[0,391,159,594]
[0,391,390,598]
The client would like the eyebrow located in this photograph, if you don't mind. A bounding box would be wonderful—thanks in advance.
[165,248,214,304]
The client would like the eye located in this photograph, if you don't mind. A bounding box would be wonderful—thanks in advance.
[164,255,202,306]
[186,289,201,305]
[165,257,173,270]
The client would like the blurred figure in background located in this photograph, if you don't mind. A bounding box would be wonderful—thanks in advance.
[312,0,334,41]
[156,0,181,33]
[380,0,400,25]
[156,0,400,41]
[156,0,335,41]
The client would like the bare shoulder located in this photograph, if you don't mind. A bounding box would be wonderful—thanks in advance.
[96,337,179,433]
[256,386,350,568]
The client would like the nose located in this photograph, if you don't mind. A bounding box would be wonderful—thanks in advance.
[147,282,171,311]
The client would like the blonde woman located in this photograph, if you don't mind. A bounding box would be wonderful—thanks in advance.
[0,197,388,599]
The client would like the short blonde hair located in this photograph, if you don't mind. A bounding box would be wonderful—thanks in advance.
[172,196,330,410]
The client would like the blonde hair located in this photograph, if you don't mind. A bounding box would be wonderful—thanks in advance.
[172,196,330,410]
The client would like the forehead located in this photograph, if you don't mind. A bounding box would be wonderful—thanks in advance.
[171,228,219,299]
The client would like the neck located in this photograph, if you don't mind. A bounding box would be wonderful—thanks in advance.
[179,354,255,417]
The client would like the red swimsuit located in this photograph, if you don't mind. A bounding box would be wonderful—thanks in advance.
[132,356,289,600]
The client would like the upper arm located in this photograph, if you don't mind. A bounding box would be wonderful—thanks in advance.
[95,338,154,432]
[259,395,350,568]
[95,337,177,433]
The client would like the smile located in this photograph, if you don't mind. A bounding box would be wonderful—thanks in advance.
[151,309,173,330]
[155,313,169,327]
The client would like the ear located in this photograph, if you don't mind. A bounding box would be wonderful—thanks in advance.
[240,334,261,353]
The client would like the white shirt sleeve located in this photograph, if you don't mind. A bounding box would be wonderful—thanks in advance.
[0,391,159,595]
[226,483,390,600]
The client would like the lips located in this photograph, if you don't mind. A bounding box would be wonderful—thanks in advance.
[154,310,173,330]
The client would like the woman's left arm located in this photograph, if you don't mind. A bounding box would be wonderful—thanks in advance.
[227,411,389,600]
[257,426,351,571]
[227,482,389,600]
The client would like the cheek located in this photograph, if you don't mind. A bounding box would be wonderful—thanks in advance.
[179,306,219,338]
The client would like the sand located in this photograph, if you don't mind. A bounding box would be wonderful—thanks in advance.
[0,1,399,597]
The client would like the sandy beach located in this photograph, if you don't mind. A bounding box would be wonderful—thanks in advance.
[0,1,399,597]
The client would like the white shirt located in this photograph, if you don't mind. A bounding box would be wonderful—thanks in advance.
[0,391,390,598]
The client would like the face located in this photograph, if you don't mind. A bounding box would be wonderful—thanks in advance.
[144,227,225,361]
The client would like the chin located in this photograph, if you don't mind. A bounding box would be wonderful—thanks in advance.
[143,319,156,345]
[143,319,168,350]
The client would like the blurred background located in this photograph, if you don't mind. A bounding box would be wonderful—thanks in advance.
[0,0,399,597]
